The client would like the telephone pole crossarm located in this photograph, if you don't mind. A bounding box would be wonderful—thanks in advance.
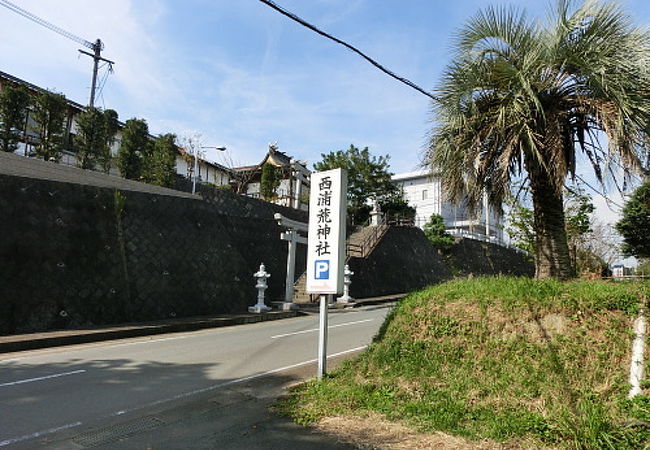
[0,1,116,107]
[79,39,115,107]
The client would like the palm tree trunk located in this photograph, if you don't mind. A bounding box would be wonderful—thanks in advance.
[528,163,575,279]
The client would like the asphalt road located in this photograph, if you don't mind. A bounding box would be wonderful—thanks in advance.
[0,304,392,448]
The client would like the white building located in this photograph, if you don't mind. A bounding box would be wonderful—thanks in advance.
[1,70,313,210]
[611,264,632,278]
[392,169,504,243]
[0,70,234,187]
[176,147,232,187]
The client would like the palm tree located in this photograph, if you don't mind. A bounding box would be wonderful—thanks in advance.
[429,0,650,279]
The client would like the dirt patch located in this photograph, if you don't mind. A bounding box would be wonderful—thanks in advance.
[443,301,484,323]
[313,412,538,449]
[520,313,568,342]
[411,301,572,346]
[500,313,569,342]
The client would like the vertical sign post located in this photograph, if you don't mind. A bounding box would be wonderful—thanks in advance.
[306,168,347,380]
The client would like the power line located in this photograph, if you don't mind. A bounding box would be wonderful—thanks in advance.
[0,0,95,50]
[95,63,112,102]
[574,174,624,209]
[258,0,438,102]
[0,0,114,107]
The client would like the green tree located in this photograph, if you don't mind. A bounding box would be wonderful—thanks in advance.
[381,192,416,222]
[505,197,536,256]
[0,84,31,153]
[146,133,178,187]
[101,109,119,173]
[75,108,119,171]
[423,213,455,251]
[260,163,280,200]
[506,184,597,270]
[32,90,67,162]
[616,180,650,259]
[314,145,397,225]
[117,118,149,180]
[428,1,649,279]
[74,107,106,170]
[564,188,596,272]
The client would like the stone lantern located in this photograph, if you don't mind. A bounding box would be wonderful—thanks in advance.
[336,264,355,304]
[249,263,272,313]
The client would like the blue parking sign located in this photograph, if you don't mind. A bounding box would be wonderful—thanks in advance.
[314,260,330,279]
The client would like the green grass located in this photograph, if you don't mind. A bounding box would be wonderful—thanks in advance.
[278,277,650,449]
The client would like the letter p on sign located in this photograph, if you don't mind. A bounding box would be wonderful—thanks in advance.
[315,260,330,279]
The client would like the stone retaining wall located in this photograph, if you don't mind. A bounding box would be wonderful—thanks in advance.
[0,168,532,335]
[348,227,453,298]
[0,173,307,335]
[346,228,534,299]
[446,237,535,278]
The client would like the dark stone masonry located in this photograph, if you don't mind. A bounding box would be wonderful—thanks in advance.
[348,226,453,299]
[0,170,307,335]
[0,152,532,335]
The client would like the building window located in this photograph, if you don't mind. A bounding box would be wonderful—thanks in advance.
[422,189,428,200]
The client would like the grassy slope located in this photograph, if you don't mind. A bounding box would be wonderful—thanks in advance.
[280,278,650,448]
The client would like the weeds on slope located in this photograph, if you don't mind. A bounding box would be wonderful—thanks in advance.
[278,278,649,449]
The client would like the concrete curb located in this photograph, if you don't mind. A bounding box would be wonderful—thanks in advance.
[0,294,403,354]
[293,293,406,314]
[0,311,301,354]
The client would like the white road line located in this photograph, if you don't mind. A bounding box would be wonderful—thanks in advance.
[0,308,385,362]
[106,335,193,348]
[271,318,373,339]
[0,369,86,387]
[0,346,369,448]
[106,345,369,418]
[0,421,82,447]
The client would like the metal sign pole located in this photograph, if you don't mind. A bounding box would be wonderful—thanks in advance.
[306,168,347,380]
[317,294,329,379]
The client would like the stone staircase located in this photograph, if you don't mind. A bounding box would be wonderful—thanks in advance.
[292,224,388,303]
[346,222,389,259]
[292,273,312,303]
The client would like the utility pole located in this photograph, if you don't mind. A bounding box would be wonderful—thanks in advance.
[0,0,115,108]
[78,39,115,107]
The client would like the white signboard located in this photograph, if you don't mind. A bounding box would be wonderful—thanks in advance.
[306,168,347,294]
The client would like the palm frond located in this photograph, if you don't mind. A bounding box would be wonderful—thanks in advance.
[429,0,650,209]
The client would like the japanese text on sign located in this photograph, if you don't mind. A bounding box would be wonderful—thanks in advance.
[306,168,347,294]
[316,176,333,256]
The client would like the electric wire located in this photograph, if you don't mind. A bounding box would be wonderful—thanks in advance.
[574,174,624,209]
[0,0,97,50]
[258,0,438,102]
[95,63,111,101]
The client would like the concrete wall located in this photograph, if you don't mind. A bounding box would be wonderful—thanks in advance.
[346,228,534,299]
[348,227,453,298]
[445,237,535,278]
[0,173,307,335]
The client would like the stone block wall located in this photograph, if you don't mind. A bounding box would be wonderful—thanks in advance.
[0,174,306,335]
[346,228,534,299]
[445,237,535,277]
[0,171,532,335]
[347,226,453,298]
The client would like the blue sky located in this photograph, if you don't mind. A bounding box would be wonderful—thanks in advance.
[1,0,648,230]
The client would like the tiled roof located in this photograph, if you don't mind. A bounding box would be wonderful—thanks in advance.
[0,70,86,112]
[177,146,232,173]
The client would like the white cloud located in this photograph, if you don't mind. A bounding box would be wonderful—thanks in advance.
[0,0,175,112]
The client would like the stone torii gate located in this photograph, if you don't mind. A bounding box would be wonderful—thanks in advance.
[274,213,308,310]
